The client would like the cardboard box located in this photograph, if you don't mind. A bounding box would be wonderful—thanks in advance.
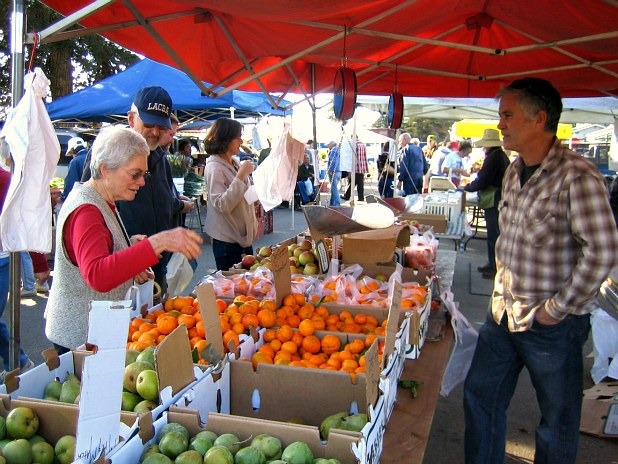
[399,213,448,233]
[109,405,387,464]
[580,381,618,438]
[342,225,411,266]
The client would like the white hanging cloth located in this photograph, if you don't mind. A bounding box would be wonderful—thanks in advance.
[0,68,60,252]
[252,123,305,211]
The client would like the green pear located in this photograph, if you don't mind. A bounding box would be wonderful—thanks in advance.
[43,378,62,400]
[59,376,81,404]
[125,349,140,366]
[136,346,156,366]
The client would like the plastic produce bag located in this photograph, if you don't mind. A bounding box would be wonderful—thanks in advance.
[125,279,154,317]
[166,252,194,296]
[440,291,479,396]
[590,307,618,384]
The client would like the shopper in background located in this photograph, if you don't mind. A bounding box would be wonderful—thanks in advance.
[0,159,34,379]
[377,141,396,198]
[45,126,202,354]
[342,139,368,202]
[463,129,510,279]
[422,134,438,159]
[327,140,342,206]
[397,132,427,195]
[203,118,257,271]
[442,140,471,187]
[61,137,89,201]
[464,77,618,464]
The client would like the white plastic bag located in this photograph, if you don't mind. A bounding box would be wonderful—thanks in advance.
[440,290,479,396]
[590,307,618,384]
[125,279,154,317]
[166,252,194,296]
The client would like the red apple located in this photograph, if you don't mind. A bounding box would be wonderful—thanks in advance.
[298,239,313,251]
[303,262,319,275]
[241,254,257,269]
[298,251,316,266]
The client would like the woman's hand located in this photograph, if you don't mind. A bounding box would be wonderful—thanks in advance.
[147,227,204,260]
[236,160,254,181]
[134,268,154,284]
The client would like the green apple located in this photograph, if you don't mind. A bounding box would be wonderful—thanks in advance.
[123,361,155,393]
[31,440,55,464]
[43,378,62,401]
[121,391,142,412]
[136,369,159,402]
[136,346,156,366]
[233,446,265,464]
[175,450,203,464]
[193,430,218,443]
[133,400,158,414]
[157,422,189,442]
[0,438,11,449]
[188,436,214,456]
[3,438,32,464]
[28,434,46,445]
[54,435,76,464]
[139,444,160,462]
[158,431,188,460]
[203,445,233,464]
[213,433,240,455]
[141,452,173,464]
[6,406,39,439]
[251,433,282,460]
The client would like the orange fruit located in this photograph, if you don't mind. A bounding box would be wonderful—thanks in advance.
[292,292,306,306]
[177,314,196,329]
[258,344,275,360]
[301,335,321,354]
[252,351,273,369]
[263,328,277,343]
[232,322,245,335]
[195,320,206,338]
[321,334,342,355]
[215,299,227,313]
[310,316,326,331]
[257,309,277,328]
[173,296,194,311]
[241,313,260,330]
[276,325,293,342]
[286,314,301,328]
[222,330,240,349]
[298,319,315,336]
[156,315,178,335]
[259,299,276,312]
[281,340,298,354]
[282,294,297,308]
[291,331,304,348]
[346,339,365,355]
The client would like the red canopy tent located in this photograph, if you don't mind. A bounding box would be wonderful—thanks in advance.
[34,0,618,103]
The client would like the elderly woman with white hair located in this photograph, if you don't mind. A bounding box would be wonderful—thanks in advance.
[45,126,203,354]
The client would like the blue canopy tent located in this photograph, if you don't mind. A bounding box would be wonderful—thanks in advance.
[46,58,292,125]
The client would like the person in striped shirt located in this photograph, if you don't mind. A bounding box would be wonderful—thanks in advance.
[464,77,618,464]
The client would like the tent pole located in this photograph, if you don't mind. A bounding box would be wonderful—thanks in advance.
[8,0,25,372]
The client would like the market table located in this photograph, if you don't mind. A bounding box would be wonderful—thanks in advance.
[380,249,457,462]
[380,323,454,463]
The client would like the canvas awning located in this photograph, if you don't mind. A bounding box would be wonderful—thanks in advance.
[46,58,291,125]
[34,0,618,103]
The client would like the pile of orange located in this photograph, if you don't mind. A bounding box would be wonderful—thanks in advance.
[249,328,384,376]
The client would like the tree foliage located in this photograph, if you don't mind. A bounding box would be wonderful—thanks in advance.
[1,1,138,120]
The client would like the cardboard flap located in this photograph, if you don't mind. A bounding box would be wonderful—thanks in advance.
[343,225,411,265]
[155,324,196,397]
[196,283,225,357]
[384,281,403,365]
[365,341,379,412]
[271,244,292,307]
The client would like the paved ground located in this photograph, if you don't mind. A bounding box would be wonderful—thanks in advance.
[8,186,618,463]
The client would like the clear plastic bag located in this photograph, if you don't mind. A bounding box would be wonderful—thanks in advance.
[440,291,479,396]
[590,307,618,384]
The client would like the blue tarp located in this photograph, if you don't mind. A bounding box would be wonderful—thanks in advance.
[46,58,291,124]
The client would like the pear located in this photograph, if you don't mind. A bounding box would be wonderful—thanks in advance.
[59,374,81,403]
[319,412,347,440]
[136,346,156,366]
[339,413,368,432]
[43,377,62,400]
[125,349,140,366]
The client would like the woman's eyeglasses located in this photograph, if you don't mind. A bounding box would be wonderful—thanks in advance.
[121,168,150,181]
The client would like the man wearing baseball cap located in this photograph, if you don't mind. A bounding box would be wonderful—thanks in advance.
[61,137,88,201]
